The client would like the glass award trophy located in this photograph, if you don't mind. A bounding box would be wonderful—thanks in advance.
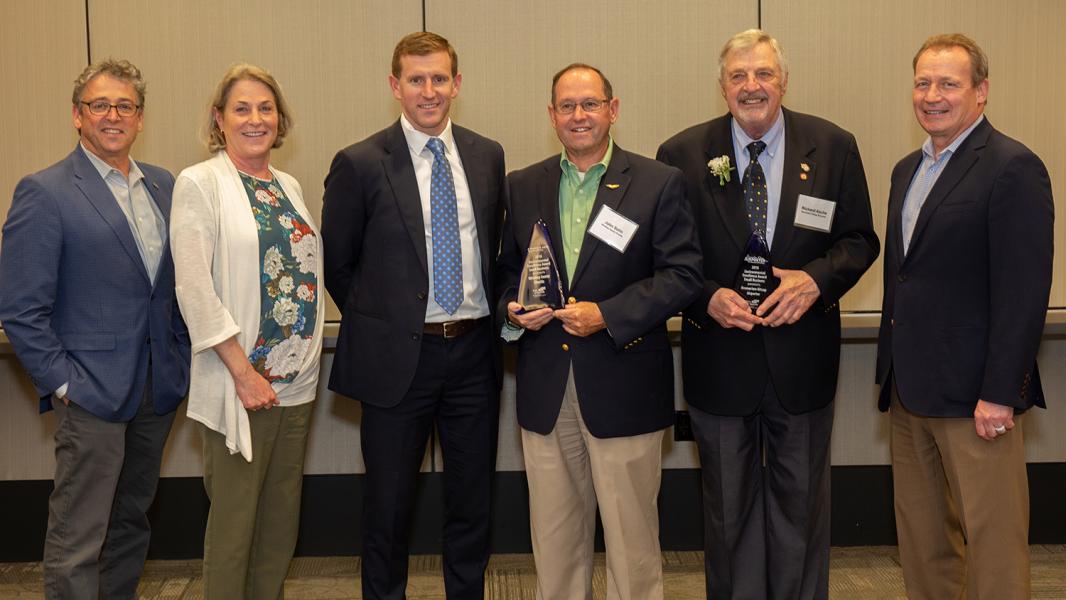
[734,231,776,312]
[517,220,564,311]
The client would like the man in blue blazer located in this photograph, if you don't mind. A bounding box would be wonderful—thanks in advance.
[0,59,190,600]
[322,33,505,600]
[497,63,702,599]
[876,34,1053,600]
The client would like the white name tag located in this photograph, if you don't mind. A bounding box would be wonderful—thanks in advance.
[588,205,638,253]
[793,194,836,233]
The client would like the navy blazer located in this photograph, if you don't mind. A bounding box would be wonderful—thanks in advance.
[657,109,880,416]
[322,120,506,407]
[875,118,1053,415]
[0,146,191,421]
[496,147,703,438]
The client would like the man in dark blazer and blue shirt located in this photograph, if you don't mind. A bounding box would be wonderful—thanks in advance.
[875,34,1053,600]
[498,63,702,599]
[0,59,190,600]
[321,32,506,600]
[657,30,879,600]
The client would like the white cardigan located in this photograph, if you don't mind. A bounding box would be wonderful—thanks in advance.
[171,151,324,461]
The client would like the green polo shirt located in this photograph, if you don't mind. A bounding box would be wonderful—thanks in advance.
[559,139,614,282]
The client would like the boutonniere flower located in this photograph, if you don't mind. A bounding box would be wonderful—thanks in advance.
[708,155,735,186]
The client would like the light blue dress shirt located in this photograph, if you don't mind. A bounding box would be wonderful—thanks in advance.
[81,144,166,282]
[901,115,985,254]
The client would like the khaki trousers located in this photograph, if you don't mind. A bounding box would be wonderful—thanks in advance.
[521,371,665,600]
[201,402,313,600]
[890,396,1030,600]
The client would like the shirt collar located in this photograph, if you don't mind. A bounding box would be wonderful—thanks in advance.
[731,109,785,160]
[922,114,985,161]
[559,137,614,178]
[400,113,456,157]
[80,142,144,185]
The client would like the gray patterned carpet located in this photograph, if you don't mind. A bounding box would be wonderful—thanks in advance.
[2,546,1064,599]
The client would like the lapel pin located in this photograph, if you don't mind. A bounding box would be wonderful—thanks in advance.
[606,183,620,189]
[800,163,810,172]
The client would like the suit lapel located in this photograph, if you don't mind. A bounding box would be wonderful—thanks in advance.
[71,147,150,284]
[381,121,428,276]
[452,126,492,286]
[140,169,170,289]
[570,149,632,290]
[889,151,922,267]
[906,119,990,258]
[536,159,568,292]
[772,109,817,260]
[703,116,751,252]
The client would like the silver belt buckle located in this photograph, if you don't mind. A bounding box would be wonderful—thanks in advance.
[442,320,459,339]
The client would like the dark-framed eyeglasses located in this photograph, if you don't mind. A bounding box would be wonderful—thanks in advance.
[79,100,141,117]
[554,98,610,115]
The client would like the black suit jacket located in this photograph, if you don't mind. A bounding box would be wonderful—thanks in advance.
[496,147,702,438]
[875,118,1053,415]
[657,109,879,416]
[322,120,506,407]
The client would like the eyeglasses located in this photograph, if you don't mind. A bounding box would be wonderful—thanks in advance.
[79,100,141,117]
[554,98,610,115]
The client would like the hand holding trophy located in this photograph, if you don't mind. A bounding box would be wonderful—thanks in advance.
[518,220,564,311]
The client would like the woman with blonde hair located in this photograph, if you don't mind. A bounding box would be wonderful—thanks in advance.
[171,63,323,598]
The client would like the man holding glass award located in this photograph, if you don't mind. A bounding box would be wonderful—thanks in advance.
[657,30,879,599]
[496,63,702,599]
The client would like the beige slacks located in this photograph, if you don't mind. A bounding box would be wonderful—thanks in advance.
[521,370,665,600]
[891,396,1030,600]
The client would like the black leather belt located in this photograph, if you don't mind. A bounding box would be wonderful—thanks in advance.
[423,317,487,339]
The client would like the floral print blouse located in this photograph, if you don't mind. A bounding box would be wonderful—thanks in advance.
[240,172,319,383]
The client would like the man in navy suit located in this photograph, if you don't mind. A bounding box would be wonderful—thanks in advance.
[876,34,1053,600]
[658,29,879,599]
[322,32,505,600]
[497,63,702,599]
[0,59,190,599]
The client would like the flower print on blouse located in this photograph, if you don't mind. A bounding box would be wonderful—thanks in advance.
[240,172,319,384]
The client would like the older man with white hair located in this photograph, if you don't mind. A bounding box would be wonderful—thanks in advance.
[658,29,879,599]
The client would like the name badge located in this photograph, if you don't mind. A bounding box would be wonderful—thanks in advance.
[793,194,836,233]
[588,205,638,253]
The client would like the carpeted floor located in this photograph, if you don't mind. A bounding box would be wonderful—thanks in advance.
[2,546,1064,598]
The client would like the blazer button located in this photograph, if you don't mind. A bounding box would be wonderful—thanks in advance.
[411,333,420,340]
[897,274,907,283]
[561,343,570,351]
[417,292,427,301]
[568,296,577,304]
[890,318,895,326]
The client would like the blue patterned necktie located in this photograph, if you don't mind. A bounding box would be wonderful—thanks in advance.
[427,137,463,315]
[743,140,769,234]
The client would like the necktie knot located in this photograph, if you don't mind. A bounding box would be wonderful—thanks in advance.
[427,137,446,161]
[747,140,766,162]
